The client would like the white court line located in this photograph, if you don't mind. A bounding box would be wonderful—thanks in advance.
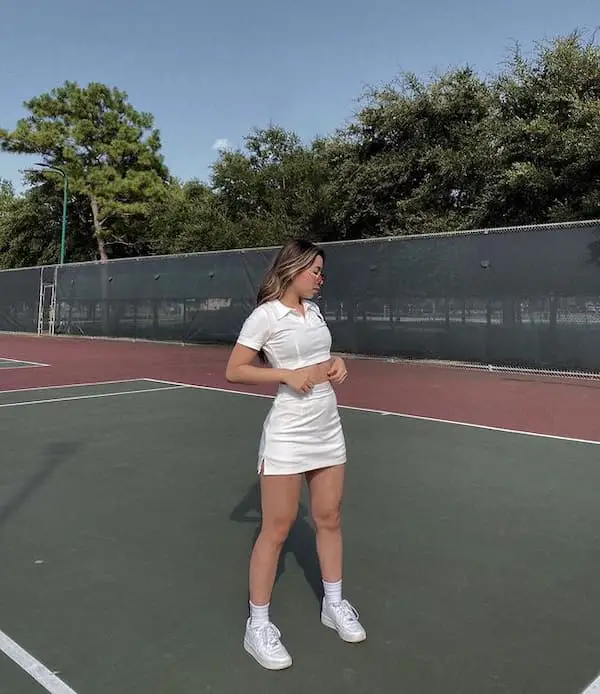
[0,628,78,693]
[1,365,47,370]
[0,378,148,396]
[582,673,600,693]
[0,384,186,409]
[142,378,600,447]
[0,379,184,691]
[0,356,49,367]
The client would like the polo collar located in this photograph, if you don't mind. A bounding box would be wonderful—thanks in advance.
[272,299,317,320]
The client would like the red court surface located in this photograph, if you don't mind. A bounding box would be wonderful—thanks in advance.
[1,332,599,444]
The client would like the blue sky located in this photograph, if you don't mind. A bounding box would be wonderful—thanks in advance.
[1,0,597,192]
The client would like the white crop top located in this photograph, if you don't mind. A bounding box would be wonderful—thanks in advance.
[236,299,332,370]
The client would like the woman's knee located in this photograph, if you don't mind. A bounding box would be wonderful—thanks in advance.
[312,503,341,532]
[260,514,296,546]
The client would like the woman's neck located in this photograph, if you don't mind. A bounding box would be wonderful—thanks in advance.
[280,292,303,311]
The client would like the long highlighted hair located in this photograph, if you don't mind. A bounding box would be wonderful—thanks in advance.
[256,239,325,306]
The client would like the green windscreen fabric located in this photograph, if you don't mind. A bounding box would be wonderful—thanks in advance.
[3,221,600,371]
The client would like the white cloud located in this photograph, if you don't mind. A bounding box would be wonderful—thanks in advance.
[212,138,232,152]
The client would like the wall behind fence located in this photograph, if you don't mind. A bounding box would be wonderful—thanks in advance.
[2,220,600,372]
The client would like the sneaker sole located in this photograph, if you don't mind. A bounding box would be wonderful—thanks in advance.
[243,638,293,670]
[321,613,367,643]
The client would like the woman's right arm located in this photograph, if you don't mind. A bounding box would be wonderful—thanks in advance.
[226,307,317,392]
[226,345,316,393]
[225,343,289,385]
[226,307,284,385]
[226,345,318,393]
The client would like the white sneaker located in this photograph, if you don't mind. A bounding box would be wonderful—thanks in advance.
[243,619,293,670]
[321,599,367,643]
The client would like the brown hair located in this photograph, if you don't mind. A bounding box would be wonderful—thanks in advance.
[255,239,325,363]
[257,238,325,306]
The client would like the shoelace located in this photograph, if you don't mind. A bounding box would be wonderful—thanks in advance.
[254,623,283,651]
[334,599,360,624]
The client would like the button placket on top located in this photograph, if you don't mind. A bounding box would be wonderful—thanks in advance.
[293,310,303,369]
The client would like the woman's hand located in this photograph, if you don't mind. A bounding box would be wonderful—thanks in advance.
[327,357,348,384]
[283,366,317,393]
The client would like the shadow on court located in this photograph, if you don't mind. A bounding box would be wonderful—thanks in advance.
[230,481,324,604]
[0,441,81,530]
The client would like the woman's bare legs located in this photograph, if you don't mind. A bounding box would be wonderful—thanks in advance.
[249,469,303,605]
[307,464,366,643]
[244,468,302,670]
[306,464,345,583]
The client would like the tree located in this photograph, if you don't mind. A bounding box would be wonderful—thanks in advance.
[326,68,496,238]
[0,181,96,269]
[210,126,336,247]
[148,179,240,254]
[0,81,170,261]
[0,180,15,219]
[2,29,599,266]
[473,31,600,226]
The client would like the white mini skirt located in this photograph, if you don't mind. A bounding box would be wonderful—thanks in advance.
[258,381,347,476]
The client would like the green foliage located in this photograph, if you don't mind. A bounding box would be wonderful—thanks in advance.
[474,31,600,226]
[0,81,170,260]
[210,126,337,247]
[327,68,496,237]
[0,182,96,269]
[1,29,599,269]
[148,179,240,254]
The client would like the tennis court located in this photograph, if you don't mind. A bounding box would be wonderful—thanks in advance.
[0,357,48,370]
[1,339,600,694]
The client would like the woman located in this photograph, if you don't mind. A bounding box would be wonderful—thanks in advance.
[225,239,366,671]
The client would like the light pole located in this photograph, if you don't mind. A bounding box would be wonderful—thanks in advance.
[35,162,68,265]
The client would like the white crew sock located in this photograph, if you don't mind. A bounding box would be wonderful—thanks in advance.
[323,579,342,607]
[249,601,270,627]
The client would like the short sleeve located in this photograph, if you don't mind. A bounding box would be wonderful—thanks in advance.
[307,301,325,323]
[237,306,271,351]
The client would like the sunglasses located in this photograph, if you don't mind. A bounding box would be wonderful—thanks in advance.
[309,268,325,282]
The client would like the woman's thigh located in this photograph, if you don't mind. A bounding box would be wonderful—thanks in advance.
[306,464,345,524]
[258,469,303,539]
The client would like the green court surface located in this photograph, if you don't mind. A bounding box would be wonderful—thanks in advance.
[1,379,600,694]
